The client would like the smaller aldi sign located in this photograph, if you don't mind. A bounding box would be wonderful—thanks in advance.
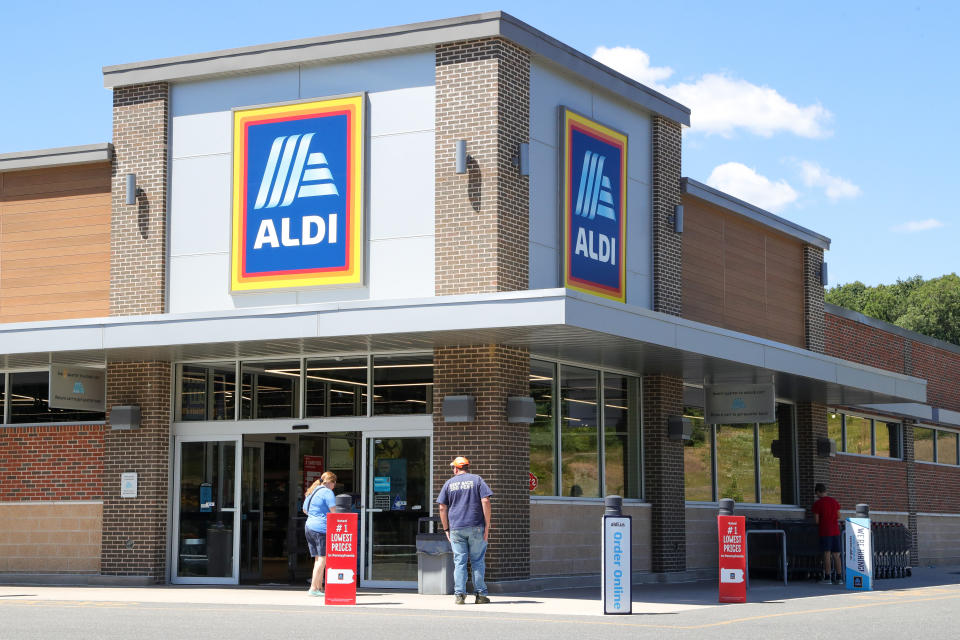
[561,107,627,303]
[232,96,365,292]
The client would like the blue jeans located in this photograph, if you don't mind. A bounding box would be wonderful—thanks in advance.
[450,525,487,595]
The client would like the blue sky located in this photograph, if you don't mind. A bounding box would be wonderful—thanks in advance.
[2,1,956,287]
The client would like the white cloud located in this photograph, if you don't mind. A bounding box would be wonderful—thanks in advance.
[706,162,798,213]
[799,161,861,200]
[891,219,945,233]
[592,46,832,138]
[592,46,674,86]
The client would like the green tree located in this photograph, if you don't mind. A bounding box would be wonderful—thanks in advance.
[826,274,960,345]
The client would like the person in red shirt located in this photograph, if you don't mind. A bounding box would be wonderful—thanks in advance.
[811,483,843,584]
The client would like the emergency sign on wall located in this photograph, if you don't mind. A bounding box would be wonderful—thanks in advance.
[231,95,365,291]
[560,107,627,303]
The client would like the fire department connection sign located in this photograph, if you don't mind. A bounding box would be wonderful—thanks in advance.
[561,107,627,303]
[232,96,365,292]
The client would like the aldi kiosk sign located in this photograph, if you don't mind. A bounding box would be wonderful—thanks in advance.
[325,512,359,605]
[232,96,365,292]
[718,514,747,603]
[845,517,873,591]
[561,107,627,303]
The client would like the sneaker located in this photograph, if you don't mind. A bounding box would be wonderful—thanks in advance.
[832,577,843,585]
[818,578,832,584]
[308,589,322,597]
[454,594,466,605]
[475,594,490,604]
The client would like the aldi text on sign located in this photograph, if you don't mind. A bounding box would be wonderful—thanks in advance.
[232,96,365,292]
[845,517,873,591]
[561,107,627,303]
[602,515,632,614]
[325,512,358,605]
[718,515,747,603]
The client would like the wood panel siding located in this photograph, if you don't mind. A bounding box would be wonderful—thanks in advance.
[0,163,111,323]
[681,194,805,347]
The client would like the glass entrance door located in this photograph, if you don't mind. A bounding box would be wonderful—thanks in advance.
[240,442,264,581]
[364,436,430,586]
[172,436,241,584]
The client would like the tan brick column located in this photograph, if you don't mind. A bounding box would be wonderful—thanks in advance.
[432,346,530,582]
[435,38,529,294]
[803,245,826,353]
[100,362,171,581]
[651,116,682,316]
[110,83,169,316]
[433,39,531,584]
[642,374,685,572]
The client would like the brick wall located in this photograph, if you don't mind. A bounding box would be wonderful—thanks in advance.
[915,463,960,512]
[825,311,960,412]
[432,345,530,582]
[651,116,682,315]
[100,361,171,580]
[795,402,829,509]
[0,425,103,500]
[803,246,825,353]
[642,374,685,572]
[110,83,169,316]
[434,39,529,295]
[828,455,909,511]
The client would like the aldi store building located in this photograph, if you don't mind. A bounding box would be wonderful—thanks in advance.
[1,12,958,588]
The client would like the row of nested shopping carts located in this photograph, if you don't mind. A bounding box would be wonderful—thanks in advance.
[746,518,912,581]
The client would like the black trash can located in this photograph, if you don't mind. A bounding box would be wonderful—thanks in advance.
[416,516,454,594]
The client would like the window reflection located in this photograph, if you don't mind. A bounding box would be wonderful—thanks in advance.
[937,431,958,465]
[683,406,713,501]
[241,360,300,420]
[716,424,757,503]
[914,427,935,462]
[529,360,556,496]
[179,362,236,421]
[844,415,871,455]
[603,374,639,499]
[305,357,367,417]
[560,366,599,498]
[372,355,433,415]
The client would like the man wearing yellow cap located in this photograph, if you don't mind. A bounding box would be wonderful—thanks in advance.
[437,456,493,605]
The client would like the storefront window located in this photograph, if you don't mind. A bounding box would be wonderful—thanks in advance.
[683,406,713,501]
[937,431,959,466]
[874,421,900,458]
[914,426,935,462]
[529,360,556,496]
[560,366,599,497]
[9,371,105,424]
[179,362,236,421]
[716,424,757,503]
[758,420,784,504]
[305,357,367,417]
[844,415,871,455]
[603,374,640,499]
[241,360,300,419]
[828,412,843,449]
[372,355,432,415]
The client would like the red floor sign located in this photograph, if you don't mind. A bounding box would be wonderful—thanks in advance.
[718,515,746,603]
[325,512,358,605]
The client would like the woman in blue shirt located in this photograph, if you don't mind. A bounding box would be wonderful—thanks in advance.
[303,471,337,596]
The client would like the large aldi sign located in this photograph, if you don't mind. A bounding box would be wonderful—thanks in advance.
[561,107,627,302]
[232,96,364,292]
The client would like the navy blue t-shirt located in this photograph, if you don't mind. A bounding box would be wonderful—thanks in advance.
[437,472,493,530]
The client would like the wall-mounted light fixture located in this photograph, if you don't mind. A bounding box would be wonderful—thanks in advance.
[667,415,692,441]
[125,173,137,205]
[111,405,141,431]
[442,395,475,422]
[671,204,684,233]
[511,142,530,176]
[507,396,536,423]
[820,262,829,287]
[816,436,836,457]
[455,140,468,174]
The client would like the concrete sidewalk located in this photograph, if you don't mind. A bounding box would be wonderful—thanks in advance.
[2,566,958,617]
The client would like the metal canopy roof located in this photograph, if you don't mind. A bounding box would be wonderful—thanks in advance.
[0,290,924,407]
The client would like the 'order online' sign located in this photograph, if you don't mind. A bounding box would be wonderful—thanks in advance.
[231,96,365,291]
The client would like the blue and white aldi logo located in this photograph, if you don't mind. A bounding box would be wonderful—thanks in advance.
[232,96,364,291]
[561,108,627,302]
